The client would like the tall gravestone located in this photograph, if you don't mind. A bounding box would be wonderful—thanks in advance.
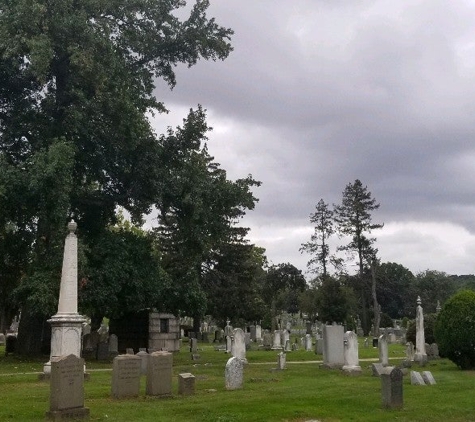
[111,354,141,399]
[44,221,86,376]
[225,356,244,390]
[414,296,427,365]
[322,323,345,369]
[46,354,89,421]
[381,367,403,409]
[231,328,246,361]
[342,331,361,374]
[378,334,389,366]
[272,330,282,350]
[146,351,173,396]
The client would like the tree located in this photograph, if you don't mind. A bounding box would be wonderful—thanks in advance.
[78,215,168,329]
[413,270,456,316]
[316,276,355,325]
[262,263,306,330]
[334,179,383,334]
[203,243,267,327]
[435,290,475,369]
[300,199,335,278]
[154,107,260,330]
[376,262,415,319]
[0,0,234,354]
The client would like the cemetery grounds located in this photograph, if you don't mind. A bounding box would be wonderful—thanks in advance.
[1,339,475,422]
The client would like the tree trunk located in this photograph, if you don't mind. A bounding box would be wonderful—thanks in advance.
[15,306,49,356]
[371,261,380,337]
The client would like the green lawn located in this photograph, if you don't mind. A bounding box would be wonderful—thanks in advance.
[0,340,473,422]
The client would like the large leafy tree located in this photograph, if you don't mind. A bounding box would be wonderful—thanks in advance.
[334,179,383,333]
[154,107,260,330]
[0,0,233,353]
[262,263,306,330]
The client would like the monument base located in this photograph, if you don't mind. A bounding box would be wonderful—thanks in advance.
[46,407,90,421]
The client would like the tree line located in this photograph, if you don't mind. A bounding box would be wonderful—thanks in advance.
[1,1,473,356]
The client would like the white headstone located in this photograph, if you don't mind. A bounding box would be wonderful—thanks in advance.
[225,357,244,390]
[322,324,345,368]
[272,330,282,350]
[342,331,361,374]
[277,352,286,370]
[231,328,246,361]
[378,334,389,366]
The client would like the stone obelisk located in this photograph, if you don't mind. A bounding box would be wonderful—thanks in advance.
[413,296,427,365]
[43,220,86,375]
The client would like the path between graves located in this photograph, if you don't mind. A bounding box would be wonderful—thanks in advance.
[0,359,382,376]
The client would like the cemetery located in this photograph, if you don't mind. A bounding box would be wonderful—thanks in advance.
[1,333,475,421]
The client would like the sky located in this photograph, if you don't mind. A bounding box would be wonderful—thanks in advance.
[149,0,475,278]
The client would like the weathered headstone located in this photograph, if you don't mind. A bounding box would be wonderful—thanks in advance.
[225,356,244,390]
[109,334,119,358]
[342,331,361,375]
[430,343,439,359]
[282,330,290,348]
[97,341,109,361]
[421,371,436,385]
[410,371,426,386]
[322,323,345,369]
[46,354,89,421]
[0,333,5,346]
[112,355,141,399]
[277,352,286,370]
[263,332,272,349]
[371,362,385,377]
[136,349,149,375]
[231,328,246,361]
[414,296,427,365]
[315,337,323,355]
[272,330,282,350]
[381,367,403,409]
[178,373,195,395]
[305,334,312,351]
[225,335,232,353]
[255,324,262,340]
[190,337,198,353]
[249,325,257,341]
[405,342,415,362]
[146,351,173,396]
[378,334,389,366]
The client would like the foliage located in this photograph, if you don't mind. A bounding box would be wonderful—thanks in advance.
[334,179,383,275]
[317,276,351,324]
[435,290,475,369]
[0,0,235,352]
[413,270,457,316]
[203,243,266,326]
[78,220,168,322]
[379,312,394,329]
[300,198,336,277]
[376,262,415,319]
[154,107,260,322]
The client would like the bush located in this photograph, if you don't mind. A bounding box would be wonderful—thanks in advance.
[406,313,437,345]
[379,312,394,329]
[435,290,475,369]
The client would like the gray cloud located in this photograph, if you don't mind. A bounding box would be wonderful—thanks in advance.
[151,0,475,275]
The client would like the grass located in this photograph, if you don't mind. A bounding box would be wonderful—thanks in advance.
[1,339,473,421]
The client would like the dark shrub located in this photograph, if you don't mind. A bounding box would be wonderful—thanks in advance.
[435,290,475,369]
[406,313,437,345]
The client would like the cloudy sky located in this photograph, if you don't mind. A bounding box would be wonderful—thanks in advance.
[150,0,475,277]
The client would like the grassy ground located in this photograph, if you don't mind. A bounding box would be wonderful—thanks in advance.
[0,339,473,422]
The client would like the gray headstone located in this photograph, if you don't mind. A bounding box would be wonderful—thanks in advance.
[46,354,89,420]
[381,367,403,409]
[112,355,141,398]
[146,351,173,396]
[277,352,286,370]
[178,373,195,395]
[109,334,119,357]
[371,363,385,377]
[410,371,426,386]
[225,356,244,390]
[190,337,198,353]
[0,333,5,346]
[322,324,345,368]
[378,334,389,366]
[342,331,361,374]
[136,350,149,375]
[421,371,436,385]
[232,328,246,361]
